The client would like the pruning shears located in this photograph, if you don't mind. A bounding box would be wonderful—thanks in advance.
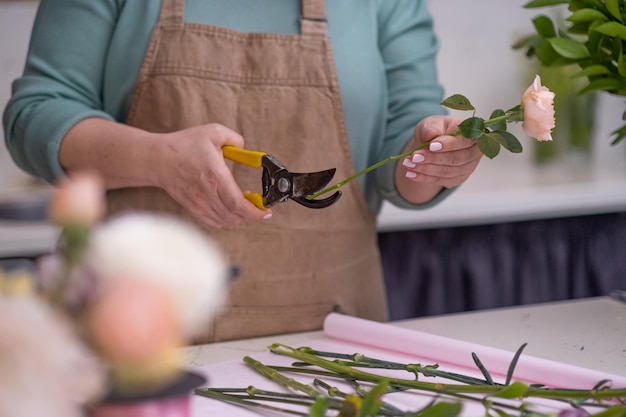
[222,146,341,210]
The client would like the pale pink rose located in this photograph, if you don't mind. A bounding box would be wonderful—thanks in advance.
[48,171,105,227]
[521,75,556,141]
[85,278,185,390]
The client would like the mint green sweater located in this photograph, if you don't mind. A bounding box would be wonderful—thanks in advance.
[3,0,450,214]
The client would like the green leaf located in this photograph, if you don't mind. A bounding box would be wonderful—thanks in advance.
[571,64,612,77]
[524,0,569,7]
[610,124,626,145]
[619,47,626,77]
[532,15,557,38]
[441,94,475,111]
[534,39,575,66]
[505,343,528,385]
[477,134,501,159]
[494,381,530,399]
[415,402,463,417]
[486,109,506,131]
[458,117,486,139]
[505,105,524,122]
[358,381,387,417]
[511,34,542,50]
[309,396,329,417]
[588,405,626,417]
[605,0,624,23]
[566,8,610,23]
[578,77,625,94]
[594,22,626,40]
[547,37,590,59]
[493,130,523,153]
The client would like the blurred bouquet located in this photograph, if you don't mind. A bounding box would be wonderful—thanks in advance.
[0,172,230,417]
[514,0,626,145]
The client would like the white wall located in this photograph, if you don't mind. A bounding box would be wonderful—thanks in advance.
[0,0,40,191]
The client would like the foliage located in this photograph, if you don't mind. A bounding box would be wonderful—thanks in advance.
[514,0,626,144]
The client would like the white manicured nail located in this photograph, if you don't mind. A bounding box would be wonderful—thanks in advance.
[429,142,443,152]
[412,154,425,163]
[405,171,417,179]
[402,158,416,168]
[263,213,272,220]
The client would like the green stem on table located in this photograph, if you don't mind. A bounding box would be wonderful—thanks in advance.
[243,355,321,398]
[269,344,626,402]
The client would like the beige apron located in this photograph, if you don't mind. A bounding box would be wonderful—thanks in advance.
[108,0,388,342]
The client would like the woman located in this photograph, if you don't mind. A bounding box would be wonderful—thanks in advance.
[3,0,482,342]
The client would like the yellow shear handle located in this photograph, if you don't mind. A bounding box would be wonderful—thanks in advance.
[222,145,265,167]
[222,146,267,210]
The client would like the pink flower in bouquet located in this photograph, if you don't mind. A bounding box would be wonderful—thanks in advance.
[85,278,185,391]
[521,75,556,142]
[48,171,105,227]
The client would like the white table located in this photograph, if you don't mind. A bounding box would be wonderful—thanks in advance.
[183,296,626,376]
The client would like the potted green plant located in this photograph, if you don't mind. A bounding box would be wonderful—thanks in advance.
[514,0,626,145]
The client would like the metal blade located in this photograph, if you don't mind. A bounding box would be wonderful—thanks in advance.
[287,168,337,197]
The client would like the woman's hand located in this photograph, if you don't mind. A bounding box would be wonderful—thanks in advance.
[151,123,272,229]
[395,115,483,204]
[61,119,271,229]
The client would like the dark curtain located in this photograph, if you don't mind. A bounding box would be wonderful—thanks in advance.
[379,212,626,320]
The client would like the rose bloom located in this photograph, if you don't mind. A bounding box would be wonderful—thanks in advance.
[48,171,105,227]
[521,74,556,142]
[85,278,185,391]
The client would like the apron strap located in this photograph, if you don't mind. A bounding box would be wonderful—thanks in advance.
[301,0,328,36]
[158,0,185,27]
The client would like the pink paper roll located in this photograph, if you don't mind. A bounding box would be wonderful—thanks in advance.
[323,313,626,389]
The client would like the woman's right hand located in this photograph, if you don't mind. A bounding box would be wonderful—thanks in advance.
[151,123,272,229]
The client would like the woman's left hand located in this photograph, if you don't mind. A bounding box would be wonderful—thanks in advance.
[395,115,483,204]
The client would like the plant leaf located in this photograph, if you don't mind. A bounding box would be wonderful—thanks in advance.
[486,109,507,131]
[594,22,626,40]
[471,352,495,384]
[566,8,610,23]
[610,124,626,145]
[532,15,558,38]
[524,0,569,7]
[493,130,523,153]
[547,37,590,59]
[441,94,475,111]
[494,381,530,399]
[571,64,612,77]
[477,135,502,159]
[415,402,463,417]
[578,77,625,94]
[309,396,330,417]
[505,343,528,385]
[605,0,624,23]
[458,117,486,139]
[358,381,387,417]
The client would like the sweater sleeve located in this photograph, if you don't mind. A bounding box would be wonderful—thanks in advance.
[371,0,455,211]
[2,0,121,184]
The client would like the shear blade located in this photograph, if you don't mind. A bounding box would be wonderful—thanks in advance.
[294,190,341,209]
[289,168,337,197]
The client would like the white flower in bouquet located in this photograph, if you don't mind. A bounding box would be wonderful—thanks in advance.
[82,212,229,339]
[0,295,104,417]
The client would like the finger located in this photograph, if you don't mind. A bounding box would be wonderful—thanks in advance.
[405,144,481,169]
[426,134,478,153]
[207,123,245,149]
